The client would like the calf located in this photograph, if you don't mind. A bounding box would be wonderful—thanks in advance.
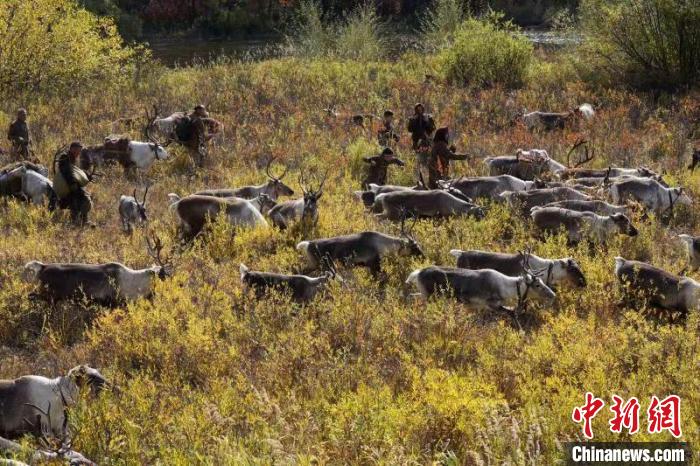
[678,234,700,271]
[0,365,107,440]
[297,221,423,276]
[501,187,590,215]
[374,189,485,221]
[531,206,638,244]
[609,178,691,214]
[118,186,149,234]
[543,199,628,216]
[406,266,555,311]
[239,263,337,303]
[449,249,586,288]
[23,236,169,305]
[615,257,700,316]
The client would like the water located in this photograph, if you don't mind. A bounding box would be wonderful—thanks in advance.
[146,30,578,67]
[145,36,284,66]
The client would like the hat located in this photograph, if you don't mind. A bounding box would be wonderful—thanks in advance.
[381,148,394,156]
[194,104,206,111]
[383,110,394,117]
[69,141,83,149]
[414,103,424,110]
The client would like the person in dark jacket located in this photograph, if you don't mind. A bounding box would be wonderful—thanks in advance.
[427,127,469,189]
[362,148,405,188]
[407,103,436,150]
[54,141,92,226]
[377,110,399,147]
[7,108,31,159]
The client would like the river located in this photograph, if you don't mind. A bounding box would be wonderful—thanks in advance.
[146,31,578,67]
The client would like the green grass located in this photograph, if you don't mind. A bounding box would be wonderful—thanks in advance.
[1,53,700,464]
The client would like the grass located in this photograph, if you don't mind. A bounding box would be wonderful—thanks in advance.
[1,51,700,464]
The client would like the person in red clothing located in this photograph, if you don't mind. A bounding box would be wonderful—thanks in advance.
[427,127,469,189]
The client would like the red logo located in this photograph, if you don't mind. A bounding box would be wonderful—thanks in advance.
[572,392,605,439]
[572,393,682,439]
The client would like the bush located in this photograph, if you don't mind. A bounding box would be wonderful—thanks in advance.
[420,0,468,51]
[0,0,141,99]
[438,16,533,89]
[287,1,387,62]
[580,0,700,89]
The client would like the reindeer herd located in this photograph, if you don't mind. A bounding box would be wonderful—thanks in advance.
[2,100,700,465]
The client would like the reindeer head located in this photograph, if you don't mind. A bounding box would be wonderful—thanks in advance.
[299,167,327,223]
[133,185,150,223]
[398,210,424,258]
[264,157,294,199]
[254,193,277,214]
[67,365,109,396]
[610,213,638,236]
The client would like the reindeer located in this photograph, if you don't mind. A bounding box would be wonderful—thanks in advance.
[609,178,691,215]
[485,140,594,180]
[501,187,591,216]
[542,199,628,216]
[373,182,485,221]
[615,257,700,318]
[678,234,700,272]
[239,259,340,303]
[268,169,326,230]
[558,166,658,180]
[145,105,222,167]
[118,185,149,234]
[450,249,586,289]
[518,104,595,131]
[0,365,108,440]
[405,266,556,318]
[531,207,638,244]
[167,194,272,241]
[195,158,294,201]
[437,175,540,200]
[0,365,104,465]
[0,165,56,208]
[23,234,171,305]
[354,176,427,209]
[297,215,423,276]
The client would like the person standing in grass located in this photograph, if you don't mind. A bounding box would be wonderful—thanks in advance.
[53,141,93,226]
[407,103,435,150]
[7,108,31,160]
[427,127,469,189]
[377,110,399,148]
[408,104,436,184]
[362,148,405,189]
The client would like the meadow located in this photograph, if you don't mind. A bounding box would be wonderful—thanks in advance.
[1,10,700,464]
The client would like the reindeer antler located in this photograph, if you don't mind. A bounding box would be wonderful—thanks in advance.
[146,232,171,270]
[566,138,595,168]
[265,156,288,181]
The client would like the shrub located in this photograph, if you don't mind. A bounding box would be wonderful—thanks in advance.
[438,17,533,89]
[420,0,468,51]
[287,1,387,61]
[0,0,141,99]
[580,0,700,89]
